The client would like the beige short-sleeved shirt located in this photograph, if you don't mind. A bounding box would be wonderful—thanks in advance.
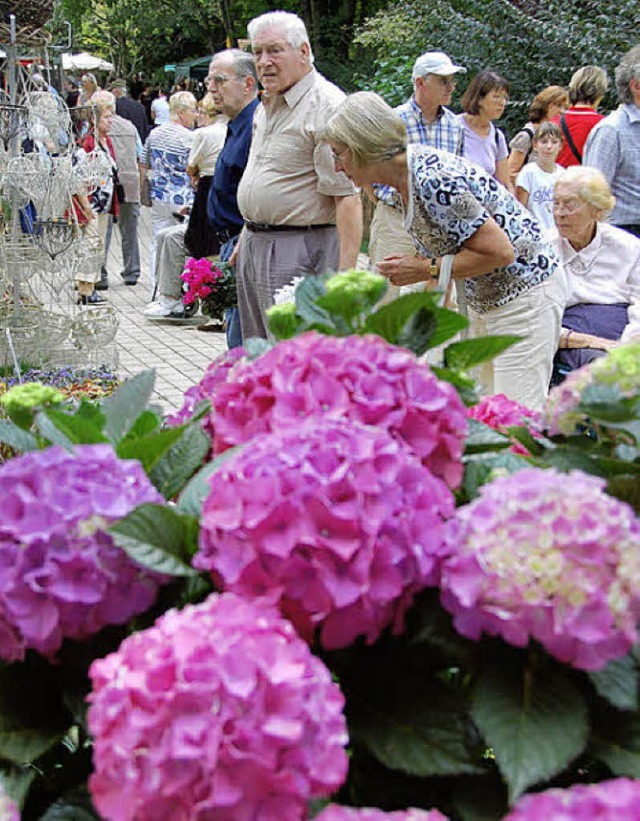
[188,119,228,178]
[237,69,357,226]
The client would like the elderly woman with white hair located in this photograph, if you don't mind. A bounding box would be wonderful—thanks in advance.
[322,91,566,411]
[552,166,640,375]
[140,91,198,297]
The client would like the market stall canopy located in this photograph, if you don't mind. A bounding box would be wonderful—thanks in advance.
[62,52,114,71]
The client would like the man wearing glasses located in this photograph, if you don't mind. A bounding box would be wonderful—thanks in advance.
[235,10,363,340]
[370,51,467,291]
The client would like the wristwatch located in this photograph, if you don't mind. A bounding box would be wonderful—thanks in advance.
[428,257,438,280]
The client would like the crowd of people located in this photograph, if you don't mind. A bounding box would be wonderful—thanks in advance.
[38,14,640,411]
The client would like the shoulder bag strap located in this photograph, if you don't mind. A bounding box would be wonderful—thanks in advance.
[560,114,582,163]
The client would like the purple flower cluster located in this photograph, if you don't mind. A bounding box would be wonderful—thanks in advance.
[209,332,468,490]
[0,784,20,821]
[440,468,640,670]
[317,807,448,821]
[88,592,349,821]
[0,445,165,661]
[503,778,640,820]
[195,420,454,650]
[468,394,539,455]
[166,347,245,429]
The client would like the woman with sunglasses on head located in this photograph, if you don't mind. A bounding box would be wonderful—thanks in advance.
[458,70,513,192]
[552,166,640,377]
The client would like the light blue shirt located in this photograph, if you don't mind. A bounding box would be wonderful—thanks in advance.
[584,103,640,226]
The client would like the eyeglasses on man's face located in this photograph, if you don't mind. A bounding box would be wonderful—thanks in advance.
[207,74,236,86]
[428,75,457,88]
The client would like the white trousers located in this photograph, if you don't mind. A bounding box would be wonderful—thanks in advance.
[150,201,178,297]
[469,272,566,412]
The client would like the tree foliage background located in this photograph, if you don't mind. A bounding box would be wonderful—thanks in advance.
[47,0,639,133]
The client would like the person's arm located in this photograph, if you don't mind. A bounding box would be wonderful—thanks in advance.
[377,217,514,287]
[495,157,515,194]
[335,194,363,270]
[516,186,530,208]
[507,149,527,184]
[559,328,617,352]
[583,124,619,186]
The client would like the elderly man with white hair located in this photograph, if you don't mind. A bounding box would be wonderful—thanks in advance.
[235,10,362,340]
[584,44,640,239]
[369,50,467,289]
[140,91,198,296]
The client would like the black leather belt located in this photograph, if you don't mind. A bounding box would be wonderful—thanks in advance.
[245,222,334,233]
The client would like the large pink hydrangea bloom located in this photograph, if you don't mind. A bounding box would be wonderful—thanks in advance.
[195,420,455,650]
[207,332,468,490]
[316,806,448,820]
[88,592,349,821]
[503,778,640,820]
[0,445,165,662]
[315,804,447,821]
[468,394,539,455]
[0,784,20,821]
[440,468,640,670]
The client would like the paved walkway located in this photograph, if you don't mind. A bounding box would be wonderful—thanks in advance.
[106,208,368,413]
[107,208,227,413]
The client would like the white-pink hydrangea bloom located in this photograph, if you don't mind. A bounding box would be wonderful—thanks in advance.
[503,777,640,820]
[0,783,19,821]
[316,806,448,820]
[88,592,349,821]
[208,332,468,490]
[195,420,455,650]
[440,468,640,670]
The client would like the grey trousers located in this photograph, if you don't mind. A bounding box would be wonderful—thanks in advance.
[156,222,187,301]
[236,226,339,339]
[118,202,141,280]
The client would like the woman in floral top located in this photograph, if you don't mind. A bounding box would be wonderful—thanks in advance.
[323,91,567,411]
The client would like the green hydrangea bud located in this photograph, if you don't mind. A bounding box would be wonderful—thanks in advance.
[319,269,387,317]
[266,302,301,340]
[1,382,64,429]
[593,341,640,395]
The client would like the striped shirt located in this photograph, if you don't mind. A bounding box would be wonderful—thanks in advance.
[376,97,464,205]
[584,104,640,227]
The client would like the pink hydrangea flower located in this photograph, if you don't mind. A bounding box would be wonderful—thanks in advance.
[195,420,455,650]
[503,778,640,820]
[0,784,20,821]
[468,394,539,455]
[0,445,166,662]
[543,341,640,436]
[316,806,448,820]
[208,332,468,490]
[166,347,245,428]
[88,592,349,821]
[440,468,640,670]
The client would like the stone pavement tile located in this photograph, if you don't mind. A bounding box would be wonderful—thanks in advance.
[105,209,227,411]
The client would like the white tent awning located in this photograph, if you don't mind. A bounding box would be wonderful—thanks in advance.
[62,52,114,72]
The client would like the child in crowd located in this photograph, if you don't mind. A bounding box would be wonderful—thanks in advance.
[515,122,564,232]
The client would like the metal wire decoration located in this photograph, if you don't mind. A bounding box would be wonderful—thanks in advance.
[70,305,119,350]
[0,233,46,283]
[32,217,78,260]
[24,91,72,155]
[0,104,27,151]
